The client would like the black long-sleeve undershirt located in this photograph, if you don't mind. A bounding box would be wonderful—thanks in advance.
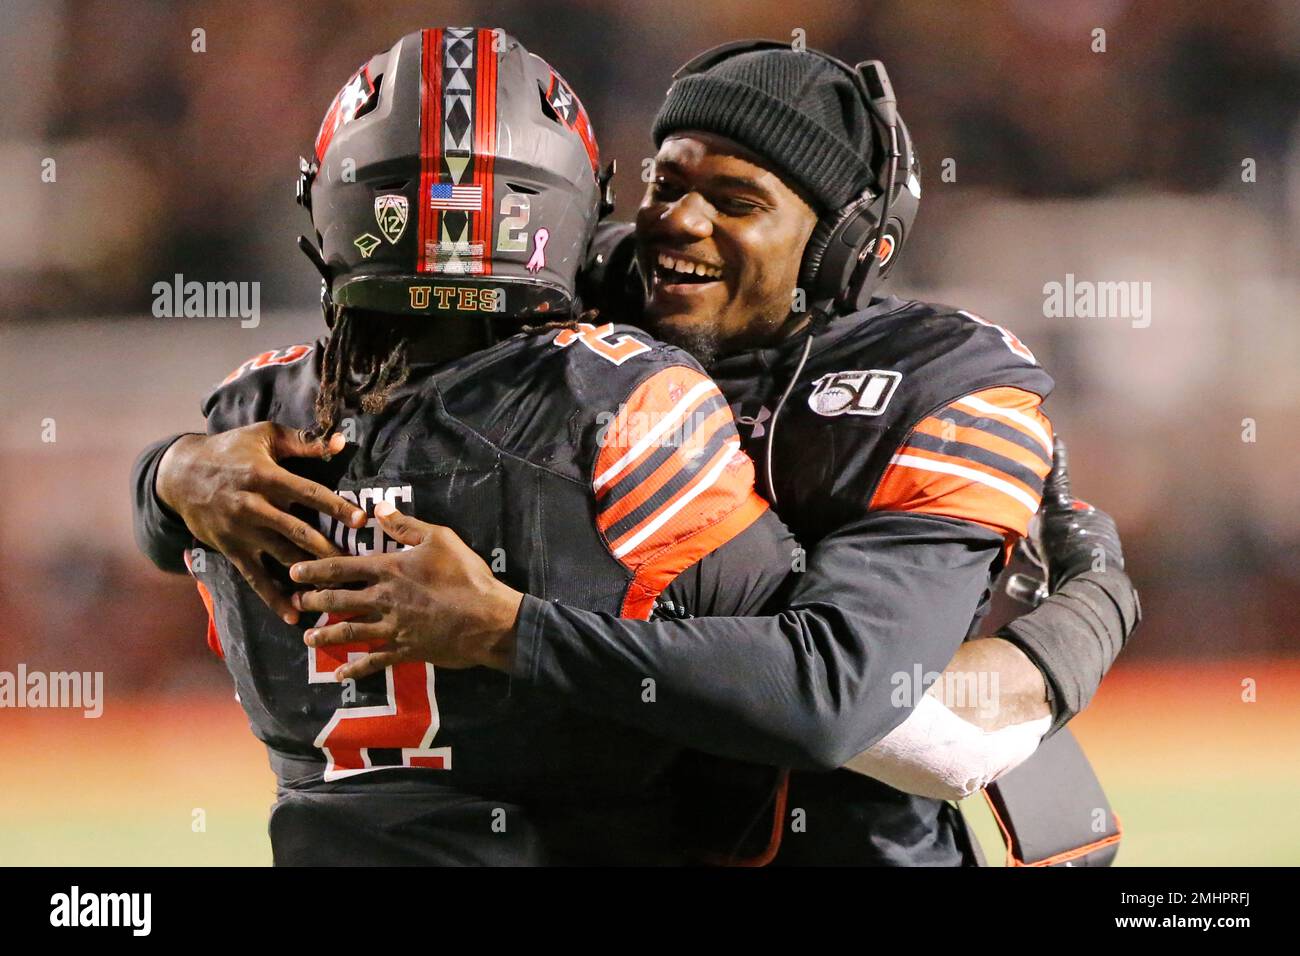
[513,511,1006,771]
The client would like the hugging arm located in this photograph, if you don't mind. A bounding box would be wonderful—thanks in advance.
[513,510,1012,772]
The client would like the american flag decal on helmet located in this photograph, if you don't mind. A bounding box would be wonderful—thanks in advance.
[428,183,483,210]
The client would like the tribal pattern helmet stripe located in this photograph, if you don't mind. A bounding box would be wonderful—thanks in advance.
[417,28,443,274]
[417,27,501,277]
[472,28,498,276]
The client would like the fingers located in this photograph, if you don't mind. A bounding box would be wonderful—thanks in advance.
[293,586,382,616]
[244,496,344,560]
[253,533,316,574]
[1043,436,1072,512]
[262,425,366,529]
[290,555,383,586]
[270,423,345,461]
[230,554,300,625]
[303,618,389,648]
[336,651,409,683]
[274,472,367,530]
[373,500,435,547]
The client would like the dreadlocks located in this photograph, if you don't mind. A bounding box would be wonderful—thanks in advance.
[307,308,602,441]
[308,307,412,441]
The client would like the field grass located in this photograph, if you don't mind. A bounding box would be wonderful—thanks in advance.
[1,660,1296,866]
[965,659,1300,866]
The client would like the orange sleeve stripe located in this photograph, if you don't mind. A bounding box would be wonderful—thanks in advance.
[590,365,768,617]
[607,438,749,559]
[593,368,723,496]
[891,445,1043,503]
[596,404,732,532]
[911,416,1052,480]
[621,490,768,619]
[949,386,1053,455]
[870,386,1051,541]
[873,453,1039,538]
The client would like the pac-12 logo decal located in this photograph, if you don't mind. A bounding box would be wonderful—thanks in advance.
[807,369,902,417]
[374,194,409,244]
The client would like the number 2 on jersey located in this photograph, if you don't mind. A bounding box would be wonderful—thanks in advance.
[553,322,651,365]
[308,611,450,780]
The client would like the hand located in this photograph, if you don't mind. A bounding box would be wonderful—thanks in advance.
[1006,437,1126,605]
[156,423,367,624]
[290,502,524,680]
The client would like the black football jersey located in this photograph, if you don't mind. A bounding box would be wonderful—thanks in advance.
[711,296,1057,864]
[714,296,1055,549]
[500,295,1060,864]
[185,322,784,810]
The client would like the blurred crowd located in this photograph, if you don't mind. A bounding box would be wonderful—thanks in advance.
[2,0,1297,316]
[0,0,1296,692]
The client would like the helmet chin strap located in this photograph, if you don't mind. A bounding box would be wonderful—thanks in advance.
[297,234,330,282]
[297,234,340,329]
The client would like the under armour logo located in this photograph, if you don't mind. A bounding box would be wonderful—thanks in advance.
[733,404,772,439]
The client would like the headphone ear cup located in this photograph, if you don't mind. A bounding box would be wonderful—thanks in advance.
[798,194,880,307]
[797,213,842,299]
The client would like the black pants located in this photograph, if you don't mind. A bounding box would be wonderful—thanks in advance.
[769,770,972,866]
[269,788,552,866]
[268,783,687,866]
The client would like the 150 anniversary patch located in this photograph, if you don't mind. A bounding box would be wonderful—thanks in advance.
[807,369,903,417]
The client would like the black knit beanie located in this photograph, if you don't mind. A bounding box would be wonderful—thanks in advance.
[652,48,877,213]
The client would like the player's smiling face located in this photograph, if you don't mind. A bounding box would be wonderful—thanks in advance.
[635,132,818,364]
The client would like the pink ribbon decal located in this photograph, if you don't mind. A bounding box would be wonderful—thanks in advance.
[526,228,549,273]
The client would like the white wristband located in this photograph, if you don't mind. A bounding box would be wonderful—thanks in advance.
[842,694,1050,800]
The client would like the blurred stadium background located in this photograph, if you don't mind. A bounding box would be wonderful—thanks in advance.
[0,0,1297,865]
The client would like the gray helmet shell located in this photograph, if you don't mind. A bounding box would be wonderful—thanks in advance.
[300,27,603,322]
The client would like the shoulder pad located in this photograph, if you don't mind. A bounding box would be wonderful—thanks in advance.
[824,301,1052,403]
[761,300,1056,544]
[811,301,1053,442]
[201,340,323,434]
[436,322,700,463]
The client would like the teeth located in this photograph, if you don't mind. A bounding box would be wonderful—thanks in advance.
[656,253,721,279]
